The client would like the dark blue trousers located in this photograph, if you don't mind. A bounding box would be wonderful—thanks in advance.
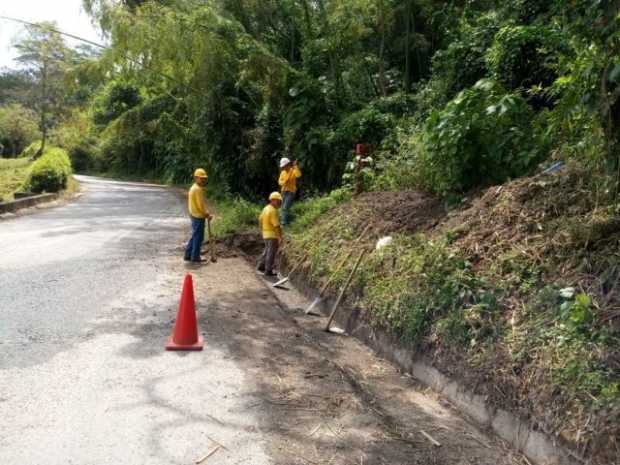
[185,216,205,261]
[280,191,294,225]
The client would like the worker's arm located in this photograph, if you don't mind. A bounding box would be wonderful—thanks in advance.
[270,210,283,242]
[193,188,211,219]
[292,165,302,178]
[278,170,290,188]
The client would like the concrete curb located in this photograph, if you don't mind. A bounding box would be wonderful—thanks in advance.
[285,269,584,465]
[0,193,58,215]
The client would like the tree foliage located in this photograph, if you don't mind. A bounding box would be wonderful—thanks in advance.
[0,104,39,156]
[14,22,72,157]
[67,0,620,196]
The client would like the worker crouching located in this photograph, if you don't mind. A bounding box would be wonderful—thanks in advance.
[257,192,283,277]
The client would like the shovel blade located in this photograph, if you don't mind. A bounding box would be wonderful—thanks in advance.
[272,276,290,288]
[305,297,323,315]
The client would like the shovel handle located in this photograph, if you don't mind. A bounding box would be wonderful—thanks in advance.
[318,223,372,296]
[324,248,367,332]
[287,250,310,277]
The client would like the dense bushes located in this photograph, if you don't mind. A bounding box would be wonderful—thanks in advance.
[25,147,72,193]
[78,0,618,200]
[408,80,545,193]
[487,24,564,97]
[0,104,39,157]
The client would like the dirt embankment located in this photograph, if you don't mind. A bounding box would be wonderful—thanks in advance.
[333,191,446,235]
[259,170,620,465]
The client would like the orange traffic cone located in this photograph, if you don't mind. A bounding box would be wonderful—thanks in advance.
[166,273,204,351]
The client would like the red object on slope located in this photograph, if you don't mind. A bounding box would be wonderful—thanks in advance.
[165,274,204,351]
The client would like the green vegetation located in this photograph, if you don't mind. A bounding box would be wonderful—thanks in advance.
[0,1,618,461]
[0,104,39,157]
[284,169,620,462]
[211,197,261,237]
[25,147,72,193]
[0,158,32,201]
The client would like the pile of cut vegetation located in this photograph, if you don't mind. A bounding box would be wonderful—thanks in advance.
[286,165,619,464]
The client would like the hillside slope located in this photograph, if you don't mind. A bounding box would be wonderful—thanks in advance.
[284,166,620,464]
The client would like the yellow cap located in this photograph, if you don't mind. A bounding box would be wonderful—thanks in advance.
[194,168,208,178]
[269,192,282,201]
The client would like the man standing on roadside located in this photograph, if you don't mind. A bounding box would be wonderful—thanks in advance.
[257,192,283,277]
[278,157,301,226]
[184,168,212,263]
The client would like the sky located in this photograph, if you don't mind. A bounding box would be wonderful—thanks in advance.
[0,0,103,69]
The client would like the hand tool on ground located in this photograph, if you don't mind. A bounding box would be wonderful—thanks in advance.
[207,217,217,263]
[324,247,368,333]
[305,223,371,315]
[273,250,311,289]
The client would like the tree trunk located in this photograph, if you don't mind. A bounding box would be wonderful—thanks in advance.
[404,0,411,92]
[378,1,388,97]
[35,59,49,159]
[316,0,341,101]
[300,0,312,36]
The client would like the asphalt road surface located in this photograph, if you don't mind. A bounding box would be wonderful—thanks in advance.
[0,176,517,465]
[0,176,270,465]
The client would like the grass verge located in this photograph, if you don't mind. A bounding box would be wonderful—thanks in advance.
[282,167,620,464]
[0,157,32,201]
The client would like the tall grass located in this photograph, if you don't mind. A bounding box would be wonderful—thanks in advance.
[0,157,32,201]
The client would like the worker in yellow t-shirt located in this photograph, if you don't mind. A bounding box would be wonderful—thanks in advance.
[278,157,301,226]
[184,168,212,263]
[257,192,283,277]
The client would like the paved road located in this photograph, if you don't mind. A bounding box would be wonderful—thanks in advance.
[0,176,270,465]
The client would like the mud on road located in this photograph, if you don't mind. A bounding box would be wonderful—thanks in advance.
[194,256,522,465]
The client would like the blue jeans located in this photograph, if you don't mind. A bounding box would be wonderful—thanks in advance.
[185,216,205,261]
[281,191,295,225]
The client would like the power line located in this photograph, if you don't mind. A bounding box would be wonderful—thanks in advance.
[0,15,107,50]
[0,14,191,94]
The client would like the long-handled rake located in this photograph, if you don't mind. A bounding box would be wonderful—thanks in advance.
[272,250,310,289]
[324,247,368,333]
[207,218,217,263]
[305,224,371,315]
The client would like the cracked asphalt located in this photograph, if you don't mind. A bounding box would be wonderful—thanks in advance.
[0,176,270,465]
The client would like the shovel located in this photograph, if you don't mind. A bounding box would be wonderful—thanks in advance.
[207,217,217,263]
[272,250,310,289]
[325,247,367,333]
[305,223,371,315]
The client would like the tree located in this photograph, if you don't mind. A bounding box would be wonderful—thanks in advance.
[0,70,35,106]
[0,104,39,156]
[15,22,72,157]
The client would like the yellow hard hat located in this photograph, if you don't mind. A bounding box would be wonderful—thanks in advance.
[269,192,283,201]
[194,168,208,178]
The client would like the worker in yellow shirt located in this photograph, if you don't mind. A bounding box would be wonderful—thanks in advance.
[257,192,283,277]
[278,157,301,225]
[184,168,212,263]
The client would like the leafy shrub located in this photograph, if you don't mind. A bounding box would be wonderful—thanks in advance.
[51,111,98,172]
[0,103,39,156]
[93,81,142,127]
[431,12,502,99]
[212,197,261,236]
[335,107,397,149]
[487,25,564,94]
[414,79,545,193]
[26,147,72,193]
[289,188,352,232]
[21,141,43,159]
[68,137,98,172]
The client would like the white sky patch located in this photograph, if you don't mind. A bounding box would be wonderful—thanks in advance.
[0,0,104,70]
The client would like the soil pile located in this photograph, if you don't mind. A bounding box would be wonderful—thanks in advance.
[335,191,445,235]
